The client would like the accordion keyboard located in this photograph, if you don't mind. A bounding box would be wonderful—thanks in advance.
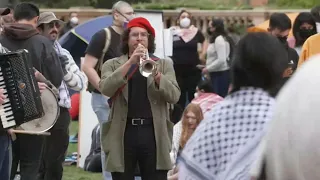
[0,50,43,129]
[0,64,24,128]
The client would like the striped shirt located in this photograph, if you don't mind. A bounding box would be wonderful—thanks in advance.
[54,42,88,108]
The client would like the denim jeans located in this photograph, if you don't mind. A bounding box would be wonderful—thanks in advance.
[91,92,112,180]
[91,93,141,180]
[0,134,11,180]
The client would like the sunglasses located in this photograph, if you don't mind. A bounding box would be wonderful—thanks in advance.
[46,21,61,29]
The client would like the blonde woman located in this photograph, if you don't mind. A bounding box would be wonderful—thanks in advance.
[168,103,204,179]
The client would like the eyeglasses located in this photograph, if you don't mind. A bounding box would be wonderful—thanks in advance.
[130,32,149,39]
[46,21,61,29]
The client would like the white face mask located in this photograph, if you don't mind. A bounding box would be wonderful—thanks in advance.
[316,22,320,34]
[70,17,79,25]
[194,92,199,99]
[180,18,191,28]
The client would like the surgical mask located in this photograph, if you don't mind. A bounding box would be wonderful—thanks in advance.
[194,92,199,99]
[180,18,191,28]
[70,17,79,25]
[316,22,320,33]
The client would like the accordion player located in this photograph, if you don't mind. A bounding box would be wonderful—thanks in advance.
[0,49,44,129]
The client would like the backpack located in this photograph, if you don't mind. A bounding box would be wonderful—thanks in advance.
[87,28,111,92]
[84,124,102,172]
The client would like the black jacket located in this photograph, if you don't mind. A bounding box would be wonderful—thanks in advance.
[0,23,63,87]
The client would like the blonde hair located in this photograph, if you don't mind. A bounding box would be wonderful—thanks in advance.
[179,103,203,148]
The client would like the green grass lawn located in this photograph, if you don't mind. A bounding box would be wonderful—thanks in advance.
[63,121,102,180]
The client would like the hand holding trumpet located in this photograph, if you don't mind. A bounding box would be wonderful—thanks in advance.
[128,44,146,65]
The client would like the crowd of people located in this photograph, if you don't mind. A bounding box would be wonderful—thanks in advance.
[0,1,320,180]
[0,3,87,180]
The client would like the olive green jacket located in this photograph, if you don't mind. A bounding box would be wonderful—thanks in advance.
[99,55,181,172]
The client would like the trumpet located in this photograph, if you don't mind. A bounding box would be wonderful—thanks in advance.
[139,46,157,77]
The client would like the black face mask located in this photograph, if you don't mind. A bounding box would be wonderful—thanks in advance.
[300,29,316,39]
[277,36,288,44]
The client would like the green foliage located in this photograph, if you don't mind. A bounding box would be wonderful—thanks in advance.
[275,0,319,8]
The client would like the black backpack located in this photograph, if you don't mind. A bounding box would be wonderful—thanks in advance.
[84,124,102,172]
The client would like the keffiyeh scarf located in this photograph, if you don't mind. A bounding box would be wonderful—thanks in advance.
[179,87,275,180]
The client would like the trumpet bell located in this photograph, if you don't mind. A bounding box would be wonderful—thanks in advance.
[139,59,157,77]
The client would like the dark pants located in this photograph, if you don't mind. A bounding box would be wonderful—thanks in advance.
[38,107,70,180]
[173,64,201,123]
[0,134,11,180]
[111,119,167,180]
[10,134,44,180]
[210,70,230,98]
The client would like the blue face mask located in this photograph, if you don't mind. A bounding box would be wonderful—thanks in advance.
[123,21,129,29]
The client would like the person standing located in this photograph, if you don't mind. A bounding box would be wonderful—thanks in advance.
[267,13,299,94]
[0,3,64,180]
[297,6,320,67]
[37,11,88,180]
[291,12,317,55]
[99,17,180,179]
[0,8,12,180]
[82,1,134,179]
[203,18,234,98]
[170,10,205,123]
[58,12,79,38]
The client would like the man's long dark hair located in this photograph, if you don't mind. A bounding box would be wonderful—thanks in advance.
[121,28,156,55]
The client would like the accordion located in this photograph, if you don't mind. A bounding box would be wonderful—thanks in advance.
[0,49,44,129]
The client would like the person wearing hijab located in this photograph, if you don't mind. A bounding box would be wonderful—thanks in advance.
[177,32,288,180]
[250,54,320,180]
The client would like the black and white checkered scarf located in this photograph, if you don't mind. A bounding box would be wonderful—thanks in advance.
[178,87,275,180]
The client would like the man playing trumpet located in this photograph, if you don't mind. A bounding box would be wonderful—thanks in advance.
[99,17,180,179]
